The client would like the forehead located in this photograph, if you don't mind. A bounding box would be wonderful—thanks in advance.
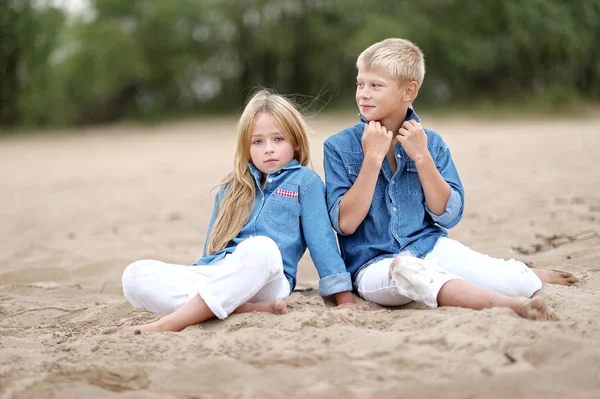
[252,113,281,136]
[357,66,395,82]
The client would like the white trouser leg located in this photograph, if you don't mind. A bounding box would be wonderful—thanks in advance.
[355,251,458,308]
[425,237,542,298]
[122,236,290,319]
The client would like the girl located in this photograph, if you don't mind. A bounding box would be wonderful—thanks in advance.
[119,90,367,333]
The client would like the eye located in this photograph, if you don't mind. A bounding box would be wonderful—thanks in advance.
[274,136,285,142]
[252,139,262,145]
[372,83,381,88]
[356,82,364,88]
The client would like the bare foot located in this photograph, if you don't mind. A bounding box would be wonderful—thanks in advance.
[516,296,556,321]
[533,269,579,286]
[233,299,287,314]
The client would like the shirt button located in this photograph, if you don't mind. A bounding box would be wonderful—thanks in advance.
[393,207,397,212]
[391,180,395,185]
[268,178,273,183]
[396,154,401,158]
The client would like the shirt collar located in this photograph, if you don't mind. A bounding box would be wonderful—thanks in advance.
[358,106,421,124]
[248,159,301,186]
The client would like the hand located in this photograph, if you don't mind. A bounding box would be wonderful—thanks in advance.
[361,121,393,164]
[332,301,372,311]
[396,120,430,162]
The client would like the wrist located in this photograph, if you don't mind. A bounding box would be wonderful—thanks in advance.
[363,153,384,168]
[413,153,433,167]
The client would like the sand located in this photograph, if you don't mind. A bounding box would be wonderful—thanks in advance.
[1,113,599,398]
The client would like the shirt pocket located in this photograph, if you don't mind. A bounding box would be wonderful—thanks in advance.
[265,191,300,231]
[347,163,386,199]
[406,160,424,196]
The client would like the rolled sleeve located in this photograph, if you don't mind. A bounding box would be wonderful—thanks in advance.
[318,272,353,297]
[426,188,463,228]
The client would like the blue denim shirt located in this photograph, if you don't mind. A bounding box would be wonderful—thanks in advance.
[193,159,353,296]
[323,109,465,280]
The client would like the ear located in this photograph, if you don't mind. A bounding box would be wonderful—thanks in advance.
[402,81,419,103]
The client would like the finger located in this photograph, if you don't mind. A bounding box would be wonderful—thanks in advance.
[396,134,405,143]
[398,127,409,136]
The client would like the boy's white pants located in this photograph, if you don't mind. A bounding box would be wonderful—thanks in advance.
[122,236,290,319]
[355,237,543,308]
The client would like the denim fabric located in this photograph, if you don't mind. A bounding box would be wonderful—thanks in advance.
[194,159,352,296]
[323,109,465,280]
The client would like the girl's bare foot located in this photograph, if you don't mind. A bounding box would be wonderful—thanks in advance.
[233,299,287,314]
[516,296,556,321]
[533,269,578,286]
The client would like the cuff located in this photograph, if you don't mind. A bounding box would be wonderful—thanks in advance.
[318,272,353,296]
[329,197,348,236]
[426,189,462,227]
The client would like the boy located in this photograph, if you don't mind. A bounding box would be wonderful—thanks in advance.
[323,38,577,320]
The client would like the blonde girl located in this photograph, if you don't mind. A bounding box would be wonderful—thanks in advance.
[119,90,366,333]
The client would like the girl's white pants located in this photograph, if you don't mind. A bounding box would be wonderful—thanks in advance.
[122,236,290,319]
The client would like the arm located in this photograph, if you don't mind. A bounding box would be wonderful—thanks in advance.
[202,187,224,257]
[324,122,392,235]
[423,145,464,228]
[300,175,363,307]
[397,121,464,228]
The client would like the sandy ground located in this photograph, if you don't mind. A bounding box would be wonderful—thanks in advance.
[1,113,599,398]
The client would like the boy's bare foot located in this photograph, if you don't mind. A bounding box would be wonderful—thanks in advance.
[516,296,556,321]
[533,269,578,286]
[233,299,287,314]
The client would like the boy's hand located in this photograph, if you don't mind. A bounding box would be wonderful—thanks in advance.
[396,120,430,163]
[362,121,393,163]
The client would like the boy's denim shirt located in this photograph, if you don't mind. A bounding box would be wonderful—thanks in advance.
[193,159,353,296]
[323,109,465,281]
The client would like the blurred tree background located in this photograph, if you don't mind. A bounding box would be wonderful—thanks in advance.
[1,0,599,129]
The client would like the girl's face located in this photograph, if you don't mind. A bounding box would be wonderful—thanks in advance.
[249,113,296,176]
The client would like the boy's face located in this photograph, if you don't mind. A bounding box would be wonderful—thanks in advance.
[356,66,406,124]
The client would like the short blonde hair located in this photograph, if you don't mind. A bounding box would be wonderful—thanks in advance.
[357,38,425,87]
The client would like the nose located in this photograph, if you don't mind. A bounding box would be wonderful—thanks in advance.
[265,143,274,154]
[358,87,371,100]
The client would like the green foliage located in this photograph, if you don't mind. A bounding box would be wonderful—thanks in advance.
[1,0,599,129]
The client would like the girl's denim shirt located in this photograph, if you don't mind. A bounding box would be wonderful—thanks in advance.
[323,109,465,280]
[194,159,353,296]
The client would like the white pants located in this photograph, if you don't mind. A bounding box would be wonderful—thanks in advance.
[355,237,543,308]
[122,236,290,319]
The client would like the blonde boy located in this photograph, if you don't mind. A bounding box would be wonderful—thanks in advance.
[323,38,577,319]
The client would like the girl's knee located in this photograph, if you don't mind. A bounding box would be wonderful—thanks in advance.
[241,236,282,271]
[510,260,543,297]
[244,235,278,253]
[122,260,155,291]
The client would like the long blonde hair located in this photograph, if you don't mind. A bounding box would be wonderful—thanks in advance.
[205,89,311,255]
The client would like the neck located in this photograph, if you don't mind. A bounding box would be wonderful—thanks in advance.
[380,107,410,136]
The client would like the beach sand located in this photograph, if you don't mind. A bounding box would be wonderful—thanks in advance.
[1,113,599,398]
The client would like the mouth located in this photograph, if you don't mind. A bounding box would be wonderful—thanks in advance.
[265,158,278,164]
[360,105,375,110]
